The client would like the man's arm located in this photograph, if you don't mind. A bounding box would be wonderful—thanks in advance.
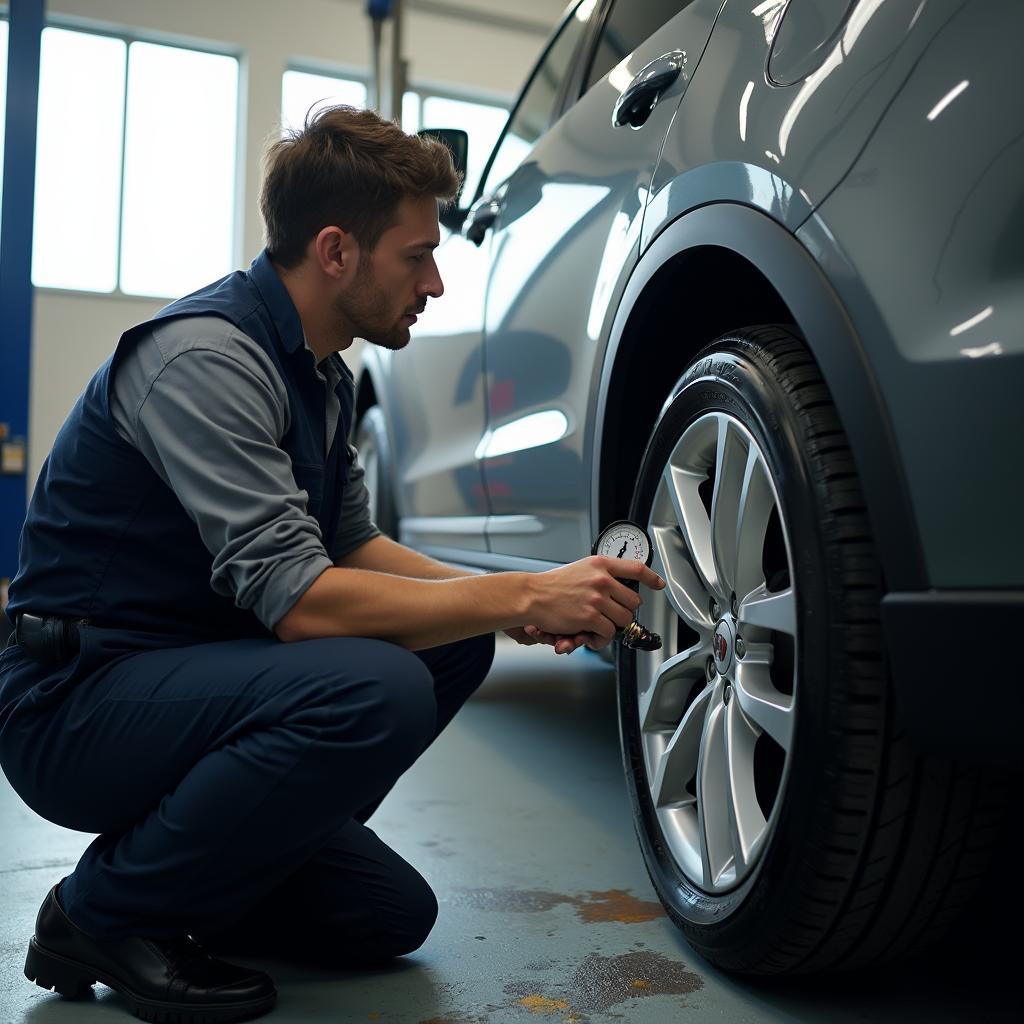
[274,555,664,652]
[336,534,473,580]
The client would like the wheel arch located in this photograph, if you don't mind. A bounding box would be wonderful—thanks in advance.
[589,202,926,592]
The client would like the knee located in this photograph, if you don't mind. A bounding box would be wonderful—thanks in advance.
[365,641,438,758]
[293,639,437,768]
[388,871,439,957]
[365,866,439,960]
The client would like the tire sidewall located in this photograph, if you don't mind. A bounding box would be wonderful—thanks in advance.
[619,336,841,956]
[355,405,398,539]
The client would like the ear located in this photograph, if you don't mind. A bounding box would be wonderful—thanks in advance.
[313,225,361,281]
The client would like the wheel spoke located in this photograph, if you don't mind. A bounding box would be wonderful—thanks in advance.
[660,457,719,597]
[734,446,776,604]
[650,523,713,630]
[709,416,747,599]
[638,641,708,732]
[734,645,794,751]
[696,699,731,888]
[650,685,713,808]
[724,696,767,871]
[739,583,796,635]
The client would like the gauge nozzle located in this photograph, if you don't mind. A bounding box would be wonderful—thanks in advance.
[621,619,662,651]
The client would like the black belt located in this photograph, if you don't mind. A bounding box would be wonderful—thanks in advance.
[12,614,88,667]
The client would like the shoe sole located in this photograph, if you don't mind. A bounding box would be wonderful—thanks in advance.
[25,938,277,1024]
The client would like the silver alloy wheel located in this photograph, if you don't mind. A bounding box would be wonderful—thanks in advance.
[636,411,797,894]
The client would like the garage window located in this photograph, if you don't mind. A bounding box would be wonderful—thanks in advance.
[31,27,239,298]
[281,69,368,132]
[402,91,508,206]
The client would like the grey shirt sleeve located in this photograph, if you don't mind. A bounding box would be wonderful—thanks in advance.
[110,317,334,631]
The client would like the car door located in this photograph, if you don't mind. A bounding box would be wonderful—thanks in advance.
[386,225,493,556]
[389,0,595,561]
[478,0,724,565]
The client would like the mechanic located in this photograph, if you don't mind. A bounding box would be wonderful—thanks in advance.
[0,105,665,1024]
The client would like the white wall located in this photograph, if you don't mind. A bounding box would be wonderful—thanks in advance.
[28,0,567,484]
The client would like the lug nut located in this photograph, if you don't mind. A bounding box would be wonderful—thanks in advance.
[735,637,745,659]
[723,684,732,705]
[705,657,716,681]
[711,600,721,620]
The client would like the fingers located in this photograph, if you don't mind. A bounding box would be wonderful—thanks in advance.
[599,557,665,591]
[609,578,642,613]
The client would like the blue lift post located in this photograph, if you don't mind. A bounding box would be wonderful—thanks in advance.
[0,0,45,609]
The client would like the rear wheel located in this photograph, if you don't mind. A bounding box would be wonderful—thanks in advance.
[619,325,1004,974]
[354,405,398,539]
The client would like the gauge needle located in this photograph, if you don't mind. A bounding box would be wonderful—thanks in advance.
[617,540,628,558]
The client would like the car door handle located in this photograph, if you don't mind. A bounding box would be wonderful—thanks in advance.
[613,50,687,129]
[466,197,501,245]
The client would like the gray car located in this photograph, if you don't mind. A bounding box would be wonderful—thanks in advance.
[354,0,1024,976]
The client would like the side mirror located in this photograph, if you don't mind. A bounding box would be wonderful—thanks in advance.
[418,128,470,233]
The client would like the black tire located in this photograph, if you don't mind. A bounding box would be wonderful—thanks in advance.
[618,325,1005,975]
[354,405,398,540]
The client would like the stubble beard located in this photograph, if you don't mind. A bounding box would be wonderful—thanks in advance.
[335,262,411,352]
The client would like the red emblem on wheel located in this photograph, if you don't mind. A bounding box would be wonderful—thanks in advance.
[714,632,728,661]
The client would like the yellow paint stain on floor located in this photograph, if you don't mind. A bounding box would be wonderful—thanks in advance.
[631,979,650,988]
[517,993,570,1014]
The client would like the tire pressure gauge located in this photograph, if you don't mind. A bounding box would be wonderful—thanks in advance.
[592,519,653,566]
[592,520,662,651]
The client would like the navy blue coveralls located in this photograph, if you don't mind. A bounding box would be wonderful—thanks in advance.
[0,253,495,961]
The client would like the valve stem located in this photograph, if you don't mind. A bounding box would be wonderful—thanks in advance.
[621,618,662,651]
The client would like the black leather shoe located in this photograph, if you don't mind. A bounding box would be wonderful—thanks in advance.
[24,883,277,1023]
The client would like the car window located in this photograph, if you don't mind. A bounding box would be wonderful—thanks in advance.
[479,0,594,197]
[585,1,698,92]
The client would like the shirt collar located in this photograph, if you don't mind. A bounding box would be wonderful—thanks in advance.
[249,249,355,386]
[247,249,306,354]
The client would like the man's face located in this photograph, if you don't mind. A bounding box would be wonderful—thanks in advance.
[336,194,444,351]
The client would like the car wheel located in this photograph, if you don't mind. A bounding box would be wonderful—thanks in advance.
[354,405,397,539]
[619,325,1003,974]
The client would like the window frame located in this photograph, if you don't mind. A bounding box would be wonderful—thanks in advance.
[471,0,602,207]
[33,17,243,302]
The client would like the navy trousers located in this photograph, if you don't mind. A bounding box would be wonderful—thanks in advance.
[0,627,495,963]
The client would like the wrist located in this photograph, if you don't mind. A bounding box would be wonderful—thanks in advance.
[511,570,540,624]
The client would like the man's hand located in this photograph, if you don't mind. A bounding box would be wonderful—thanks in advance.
[522,556,665,652]
[503,625,542,646]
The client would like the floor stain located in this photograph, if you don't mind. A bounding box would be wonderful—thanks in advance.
[573,890,664,924]
[516,994,570,1014]
[454,886,664,925]
[453,888,575,914]
[503,951,701,1017]
[567,951,702,1012]
[419,1018,487,1024]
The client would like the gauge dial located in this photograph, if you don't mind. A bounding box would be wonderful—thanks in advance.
[592,520,653,566]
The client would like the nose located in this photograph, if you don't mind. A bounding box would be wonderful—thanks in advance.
[422,257,444,300]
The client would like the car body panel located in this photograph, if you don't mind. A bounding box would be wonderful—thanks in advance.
[644,0,964,246]
[480,0,726,563]
[797,0,1024,588]
[384,229,494,554]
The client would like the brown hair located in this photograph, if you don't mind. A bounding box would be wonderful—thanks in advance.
[260,105,461,268]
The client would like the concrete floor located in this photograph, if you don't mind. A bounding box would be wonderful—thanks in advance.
[0,637,1016,1024]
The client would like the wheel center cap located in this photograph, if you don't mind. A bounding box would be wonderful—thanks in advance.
[713,618,735,674]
